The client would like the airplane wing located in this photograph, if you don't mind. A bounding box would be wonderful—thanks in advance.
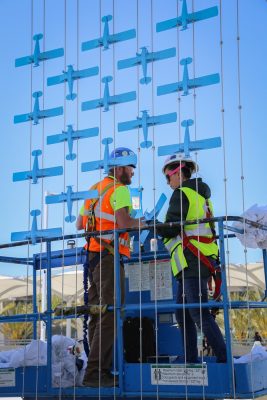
[148,112,177,126]
[158,143,185,156]
[38,166,63,178]
[144,193,167,221]
[156,17,179,32]
[11,230,33,242]
[81,160,103,172]
[189,7,218,24]
[186,136,222,151]
[47,73,66,86]
[146,47,176,62]
[37,228,63,239]
[72,66,99,79]
[189,73,220,89]
[14,112,32,124]
[157,81,183,96]
[118,119,141,132]
[47,133,67,145]
[72,127,99,139]
[15,55,33,67]
[111,91,136,105]
[39,106,63,119]
[45,193,67,204]
[81,38,101,51]
[71,190,99,201]
[13,170,32,182]
[117,55,139,70]
[109,29,136,44]
[39,48,64,61]
[81,98,102,111]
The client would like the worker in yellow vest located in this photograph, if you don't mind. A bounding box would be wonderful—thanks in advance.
[76,147,145,387]
[157,154,227,363]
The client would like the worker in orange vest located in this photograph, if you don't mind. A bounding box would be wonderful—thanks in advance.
[76,147,145,387]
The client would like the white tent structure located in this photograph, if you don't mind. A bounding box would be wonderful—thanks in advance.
[0,262,265,304]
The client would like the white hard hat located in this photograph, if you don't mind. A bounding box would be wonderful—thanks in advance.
[162,154,198,174]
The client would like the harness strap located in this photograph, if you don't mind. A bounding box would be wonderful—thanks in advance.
[182,235,216,274]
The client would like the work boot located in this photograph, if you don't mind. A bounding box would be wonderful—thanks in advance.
[83,371,118,387]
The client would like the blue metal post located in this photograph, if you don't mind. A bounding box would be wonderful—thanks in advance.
[32,259,37,339]
[262,249,267,299]
[218,218,234,395]
[46,241,52,392]
[114,231,124,390]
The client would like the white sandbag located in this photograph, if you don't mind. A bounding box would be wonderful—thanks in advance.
[232,204,267,249]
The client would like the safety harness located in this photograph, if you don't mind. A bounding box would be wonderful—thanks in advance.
[82,181,116,356]
[182,199,222,301]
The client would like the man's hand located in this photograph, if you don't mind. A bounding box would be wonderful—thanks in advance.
[115,207,146,229]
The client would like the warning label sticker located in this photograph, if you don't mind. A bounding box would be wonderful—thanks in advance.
[0,368,15,387]
[151,364,208,386]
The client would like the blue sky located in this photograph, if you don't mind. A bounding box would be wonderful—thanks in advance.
[0,0,266,276]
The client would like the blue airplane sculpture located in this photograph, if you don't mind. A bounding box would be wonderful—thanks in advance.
[140,193,167,245]
[82,76,136,112]
[118,46,176,84]
[158,119,221,157]
[47,124,99,161]
[81,137,137,174]
[82,15,136,51]
[11,210,62,245]
[157,57,220,97]
[45,186,99,223]
[118,110,177,148]
[14,91,63,125]
[47,64,99,101]
[15,33,64,67]
[156,0,218,32]
[13,150,63,184]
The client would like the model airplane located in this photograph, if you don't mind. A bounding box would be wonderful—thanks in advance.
[11,210,62,245]
[47,124,99,161]
[118,46,176,84]
[45,186,99,223]
[82,76,136,112]
[14,91,63,125]
[47,64,99,100]
[156,0,218,32]
[82,15,136,51]
[158,119,221,157]
[140,193,167,245]
[118,110,177,148]
[13,150,63,184]
[81,137,137,174]
[157,57,220,97]
[15,33,64,67]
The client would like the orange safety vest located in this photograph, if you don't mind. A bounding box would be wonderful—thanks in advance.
[82,176,130,258]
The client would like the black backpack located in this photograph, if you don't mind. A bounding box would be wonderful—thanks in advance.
[123,316,156,363]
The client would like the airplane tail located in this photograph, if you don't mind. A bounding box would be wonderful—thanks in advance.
[66,153,77,161]
[66,93,77,101]
[140,140,152,149]
[65,215,76,223]
[140,77,152,85]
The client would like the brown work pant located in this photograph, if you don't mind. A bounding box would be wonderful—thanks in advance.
[86,253,125,375]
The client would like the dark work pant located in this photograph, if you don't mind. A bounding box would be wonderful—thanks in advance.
[175,277,227,363]
[85,253,125,376]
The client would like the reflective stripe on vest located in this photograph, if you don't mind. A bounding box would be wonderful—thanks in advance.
[164,186,218,277]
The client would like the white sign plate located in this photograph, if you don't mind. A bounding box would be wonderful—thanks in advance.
[151,364,208,386]
[0,368,15,387]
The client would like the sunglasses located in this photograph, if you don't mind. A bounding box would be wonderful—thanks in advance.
[165,163,185,182]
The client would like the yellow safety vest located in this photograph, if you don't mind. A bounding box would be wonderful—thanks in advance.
[164,187,219,277]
